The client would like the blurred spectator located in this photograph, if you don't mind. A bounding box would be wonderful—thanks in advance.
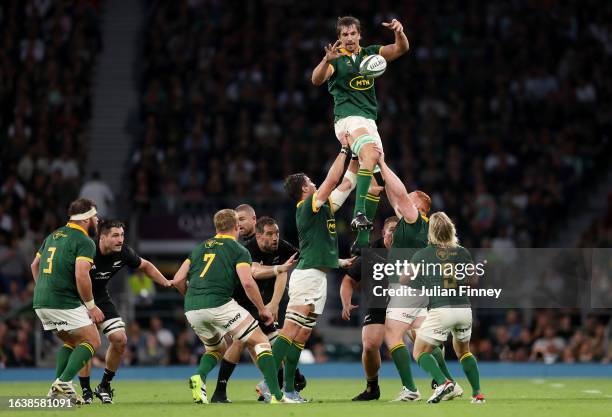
[531,325,566,364]
[79,171,114,217]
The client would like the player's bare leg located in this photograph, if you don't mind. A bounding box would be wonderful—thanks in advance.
[353,324,384,401]
[94,330,126,404]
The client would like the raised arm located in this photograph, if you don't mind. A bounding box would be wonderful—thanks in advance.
[379,159,418,222]
[312,40,341,86]
[379,19,410,62]
[315,143,351,204]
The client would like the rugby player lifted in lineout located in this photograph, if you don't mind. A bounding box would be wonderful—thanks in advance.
[312,16,409,253]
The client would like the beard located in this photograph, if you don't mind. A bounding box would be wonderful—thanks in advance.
[87,220,98,237]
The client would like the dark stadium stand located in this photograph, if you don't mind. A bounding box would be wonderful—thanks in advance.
[1,0,610,367]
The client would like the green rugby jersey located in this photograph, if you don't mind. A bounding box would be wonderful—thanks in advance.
[410,245,473,308]
[392,214,429,249]
[328,45,383,121]
[387,215,429,284]
[295,193,339,270]
[33,223,96,309]
[184,234,252,311]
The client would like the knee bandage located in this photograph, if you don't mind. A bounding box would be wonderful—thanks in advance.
[204,335,227,352]
[101,318,126,337]
[254,342,272,357]
[286,310,317,329]
[236,319,259,342]
[351,134,377,158]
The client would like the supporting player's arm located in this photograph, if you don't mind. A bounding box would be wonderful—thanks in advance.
[379,19,410,62]
[236,263,273,325]
[312,40,341,85]
[316,139,351,206]
[30,254,40,281]
[138,258,171,287]
[75,259,104,323]
[266,271,287,322]
[171,259,190,295]
[379,159,418,222]
[251,253,298,280]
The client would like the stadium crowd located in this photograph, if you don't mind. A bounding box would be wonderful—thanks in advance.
[1,0,611,368]
[134,0,611,248]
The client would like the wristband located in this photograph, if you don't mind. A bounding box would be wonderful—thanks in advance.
[340,146,351,155]
[273,265,279,275]
[84,299,96,310]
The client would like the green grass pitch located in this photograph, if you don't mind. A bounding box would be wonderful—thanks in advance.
[1,378,611,417]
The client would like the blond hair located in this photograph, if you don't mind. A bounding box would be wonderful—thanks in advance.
[428,212,459,248]
[214,209,237,233]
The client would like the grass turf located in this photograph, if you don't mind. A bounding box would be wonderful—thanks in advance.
[1,378,611,417]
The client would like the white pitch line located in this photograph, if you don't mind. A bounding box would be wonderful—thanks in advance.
[550,383,565,388]
[582,390,602,394]
[532,379,546,384]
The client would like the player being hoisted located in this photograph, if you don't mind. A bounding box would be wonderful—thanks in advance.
[311,15,409,253]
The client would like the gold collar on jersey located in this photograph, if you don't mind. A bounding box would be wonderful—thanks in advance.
[66,222,89,237]
[214,234,236,240]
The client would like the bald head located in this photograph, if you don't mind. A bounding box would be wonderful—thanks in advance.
[235,204,256,239]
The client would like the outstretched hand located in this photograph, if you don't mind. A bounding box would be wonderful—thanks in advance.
[324,40,343,62]
[382,18,404,34]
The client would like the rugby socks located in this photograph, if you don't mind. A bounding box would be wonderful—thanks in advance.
[100,368,116,386]
[256,350,283,401]
[367,376,379,391]
[79,376,91,391]
[198,351,222,382]
[460,352,481,396]
[356,192,380,246]
[272,334,292,368]
[432,346,453,381]
[354,169,374,218]
[56,344,73,379]
[283,342,304,391]
[417,352,447,386]
[59,342,95,382]
[214,359,236,395]
[389,343,418,391]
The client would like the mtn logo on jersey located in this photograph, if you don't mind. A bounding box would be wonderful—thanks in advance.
[327,219,337,234]
[349,75,374,91]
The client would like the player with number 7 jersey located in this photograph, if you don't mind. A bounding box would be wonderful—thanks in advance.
[172,209,295,404]
[183,232,252,311]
